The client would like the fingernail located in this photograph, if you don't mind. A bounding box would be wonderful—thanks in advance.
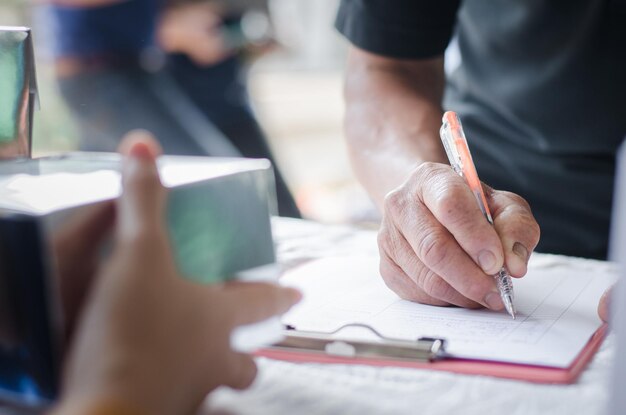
[128,142,153,160]
[478,250,497,274]
[485,292,504,310]
[513,242,529,264]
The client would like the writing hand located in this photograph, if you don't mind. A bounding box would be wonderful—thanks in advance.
[378,162,540,309]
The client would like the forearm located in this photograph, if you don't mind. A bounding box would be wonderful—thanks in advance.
[344,47,447,208]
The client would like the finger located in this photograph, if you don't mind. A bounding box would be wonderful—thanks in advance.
[190,35,231,67]
[54,201,115,251]
[379,226,482,308]
[415,162,504,275]
[224,283,302,327]
[117,129,163,156]
[117,131,166,241]
[489,190,540,278]
[598,286,613,323]
[52,202,115,334]
[225,353,258,390]
[379,250,450,307]
[384,183,502,310]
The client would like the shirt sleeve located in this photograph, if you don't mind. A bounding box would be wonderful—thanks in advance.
[335,0,461,59]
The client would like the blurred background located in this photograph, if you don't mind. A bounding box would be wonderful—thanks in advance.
[0,0,378,224]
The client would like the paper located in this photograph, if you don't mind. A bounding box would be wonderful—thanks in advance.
[281,256,617,368]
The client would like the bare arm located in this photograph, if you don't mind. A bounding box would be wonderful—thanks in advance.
[344,46,447,208]
[343,45,540,310]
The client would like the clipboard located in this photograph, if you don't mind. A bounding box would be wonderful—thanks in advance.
[256,324,608,385]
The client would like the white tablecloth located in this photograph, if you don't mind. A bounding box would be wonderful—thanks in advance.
[203,218,616,415]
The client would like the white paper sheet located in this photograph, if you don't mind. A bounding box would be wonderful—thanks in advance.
[281,256,617,368]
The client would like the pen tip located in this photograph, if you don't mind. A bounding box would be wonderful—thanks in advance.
[503,296,516,320]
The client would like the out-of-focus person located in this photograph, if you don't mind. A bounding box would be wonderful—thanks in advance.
[335,1,625,311]
[47,0,300,217]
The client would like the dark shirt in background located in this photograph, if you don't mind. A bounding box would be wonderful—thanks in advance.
[50,0,160,59]
[47,0,300,217]
[336,0,626,258]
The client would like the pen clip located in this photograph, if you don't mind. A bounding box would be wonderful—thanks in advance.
[440,111,494,223]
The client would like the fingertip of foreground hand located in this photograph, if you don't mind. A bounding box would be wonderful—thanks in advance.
[228,353,258,391]
[116,131,167,238]
[119,131,162,185]
[283,286,303,305]
[119,131,163,187]
[267,286,303,314]
[227,283,302,327]
[118,130,163,160]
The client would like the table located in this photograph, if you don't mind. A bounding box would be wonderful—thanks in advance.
[203,218,616,415]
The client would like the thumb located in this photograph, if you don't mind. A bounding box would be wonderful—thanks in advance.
[117,131,166,240]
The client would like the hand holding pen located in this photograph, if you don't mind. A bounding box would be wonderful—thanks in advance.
[440,111,527,318]
[377,114,540,313]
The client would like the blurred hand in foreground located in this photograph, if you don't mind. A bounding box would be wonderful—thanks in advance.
[53,131,301,415]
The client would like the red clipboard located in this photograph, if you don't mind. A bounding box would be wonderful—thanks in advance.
[256,325,607,385]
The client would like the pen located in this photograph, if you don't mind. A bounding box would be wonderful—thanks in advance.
[439,111,516,319]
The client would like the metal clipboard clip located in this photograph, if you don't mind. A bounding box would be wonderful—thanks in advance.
[275,323,447,363]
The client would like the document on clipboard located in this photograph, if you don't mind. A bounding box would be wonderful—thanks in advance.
[258,255,617,384]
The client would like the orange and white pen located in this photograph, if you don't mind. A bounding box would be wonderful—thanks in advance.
[439,111,516,319]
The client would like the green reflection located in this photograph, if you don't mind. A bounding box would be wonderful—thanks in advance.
[166,172,275,284]
[0,30,27,143]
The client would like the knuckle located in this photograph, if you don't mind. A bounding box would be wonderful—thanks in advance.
[377,224,402,257]
[413,161,446,183]
[377,230,390,254]
[383,188,408,219]
[418,171,472,225]
[466,281,491,302]
[435,188,471,227]
[501,191,531,211]
[379,257,451,306]
[417,228,450,270]
[419,269,454,300]
[379,260,408,295]
[434,188,458,216]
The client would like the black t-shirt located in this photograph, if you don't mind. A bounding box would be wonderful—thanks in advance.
[336,0,626,259]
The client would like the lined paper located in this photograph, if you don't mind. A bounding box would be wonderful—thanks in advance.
[281,256,617,367]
